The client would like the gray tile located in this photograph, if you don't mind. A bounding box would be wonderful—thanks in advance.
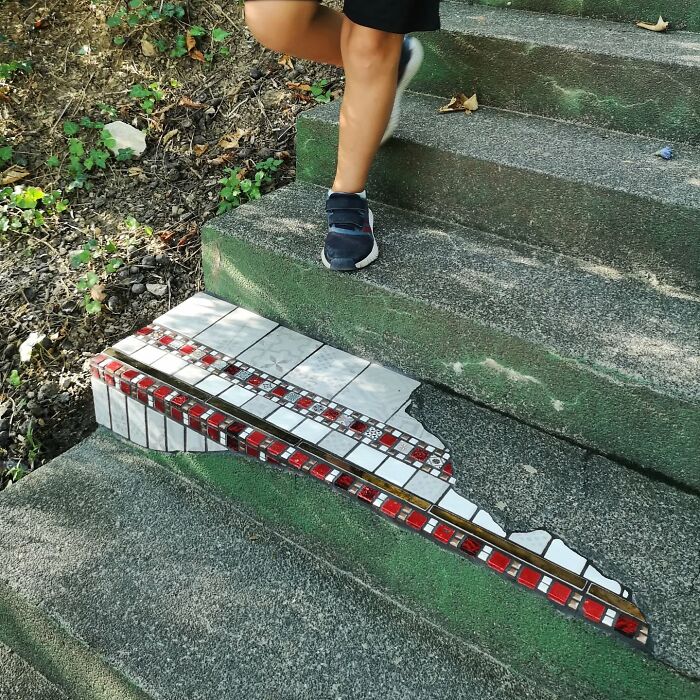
[151,353,189,376]
[543,539,587,575]
[472,510,507,537]
[346,443,387,472]
[166,418,185,452]
[242,395,278,419]
[194,307,278,356]
[333,364,420,422]
[112,335,146,355]
[127,398,148,447]
[173,365,210,386]
[147,409,166,450]
[195,375,232,396]
[386,402,444,448]
[284,345,368,399]
[268,407,305,431]
[108,387,129,438]
[583,565,622,594]
[91,377,111,428]
[437,489,478,520]
[375,457,416,487]
[185,428,206,452]
[404,470,449,503]
[237,326,323,378]
[206,438,228,452]
[154,292,237,337]
[508,529,552,555]
[219,385,257,406]
[131,345,168,367]
[317,430,358,458]
[291,418,331,444]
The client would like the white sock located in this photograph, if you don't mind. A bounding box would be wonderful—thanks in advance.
[328,188,367,199]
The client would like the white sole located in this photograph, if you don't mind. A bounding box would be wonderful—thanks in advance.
[381,36,425,145]
[322,209,377,271]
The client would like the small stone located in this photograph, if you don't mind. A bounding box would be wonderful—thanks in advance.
[38,382,59,402]
[250,66,263,80]
[146,283,167,297]
[141,254,156,267]
[131,283,146,295]
[0,431,9,448]
[107,296,121,312]
[103,121,147,158]
[155,253,169,266]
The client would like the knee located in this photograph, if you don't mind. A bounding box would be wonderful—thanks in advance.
[343,26,400,71]
[244,2,301,54]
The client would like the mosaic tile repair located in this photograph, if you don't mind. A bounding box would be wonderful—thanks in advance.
[92,293,649,648]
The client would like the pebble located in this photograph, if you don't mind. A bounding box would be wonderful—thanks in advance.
[146,283,167,298]
[250,66,263,80]
[0,431,9,448]
[155,253,170,266]
[131,283,146,295]
[38,382,59,402]
[141,254,156,267]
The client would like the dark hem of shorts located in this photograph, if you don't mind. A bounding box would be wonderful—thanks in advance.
[343,7,441,34]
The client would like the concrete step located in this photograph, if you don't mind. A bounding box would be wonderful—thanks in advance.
[1,430,698,699]
[453,0,700,32]
[201,181,700,491]
[297,93,700,291]
[413,2,700,143]
[0,643,68,700]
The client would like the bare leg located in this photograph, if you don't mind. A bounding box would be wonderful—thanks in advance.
[332,19,403,193]
[244,0,344,66]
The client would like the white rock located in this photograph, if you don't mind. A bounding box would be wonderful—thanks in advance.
[103,121,147,158]
[146,283,168,297]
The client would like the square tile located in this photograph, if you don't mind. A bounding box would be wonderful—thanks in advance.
[375,457,416,487]
[236,326,323,378]
[333,364,420,422]
[437,489,478,520]
[91,377,111,428]
[394,440,413,455]
[196,374,232,396]
[126,397,147,447]
[150,353,189,376]
[166,417,185,451]
[113,335,146,355]
[346,443,387,472]
[404,470,449,502]
[194,307,278,356]
[219,385,257,406]
[317,431,358,458]
[291,418,331,444]
[185,428,206,451]
[268,406,305,431]
[153,292,236,337]
[544,539,587,575]
[147,409,166,450]
[108,386,129,438]
[131,345,168,367]
[284,345,368,399]
[173,364,210,386]
[242,395,278,419]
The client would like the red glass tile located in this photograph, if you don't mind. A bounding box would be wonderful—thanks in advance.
[350,420,367,433]
[188,404,206,430]
[335,474,354,490]
[410,447,429,462]
[135,326,153,336]
[322,408,340,421]
[547,581,572,606]
[247,447,260,458]
[105,360,123,374]
[379,433,398,447]
[267,441,287,457]
[247,375,263,386]
[207,412,226,440]
[226,422,246,450]
[614,615,639,637]
[272,386,288,398]
[433,524,455,544]
[201,354,217,366]
[136,377,155,402]
[460,537,482,556]
[226,365,241,376]
[154,385,171,412]
[381,499,402,518]
[581,599,606,623]
[487,551,511,574]
[158,335,174,345]
[247,431,266,448]
[119,369,139,395]
[442,462,453,477]
[517,567,541,590]
[91,365,100,378]
[311,464,332,480]
[289,451,309,469]
[180,345,195,355]
[357,485,379,503]
[406,511,428,530]
[169,394,187,421]
[296,397,313,409]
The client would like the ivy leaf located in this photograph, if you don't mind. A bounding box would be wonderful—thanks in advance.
[46,154,60,167]
[63,121,80,136]
[211,28,229,42]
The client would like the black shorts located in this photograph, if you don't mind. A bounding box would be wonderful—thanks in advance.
[342,0,440,34]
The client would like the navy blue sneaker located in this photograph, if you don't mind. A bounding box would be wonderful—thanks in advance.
[322,192,378,271]
[381,35,424,145]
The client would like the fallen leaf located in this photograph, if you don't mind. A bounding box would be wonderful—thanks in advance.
[439,93,479,114]
[189,48,205,62]
[90,284,106,302]
[127,166,144,176]
[162,128,179,144]
[206,152,237,166]
[636,16,669,31]
[141,37,156,57]
[218,128,249,149]
[19,332,45,363]
[185,32,197,52]
[193,143,209,156]
[278,54,295,71]
[463,93,479,112]
[287,81,311,92]
[178,96,208,109]
[1,165,30,185]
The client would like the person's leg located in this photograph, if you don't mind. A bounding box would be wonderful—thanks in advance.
[332,19,404,193]
[244,0,344,66]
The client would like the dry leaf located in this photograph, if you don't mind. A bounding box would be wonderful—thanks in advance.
[185,32,197,52]
[206,152,237,166]
[287,81,311,92]
[127,166,144,176]
[90,284,106,302]
[278,54,294,71]
[162,128,179,144]
[190,48,205,62]
[218,128,249,149]
[438,93,478,114]
[193,143,209,156]
[463,93,479,112]
[636,16,668,31]
[1,165,30,185]
[178,96,208,109]
[141,37,156,57]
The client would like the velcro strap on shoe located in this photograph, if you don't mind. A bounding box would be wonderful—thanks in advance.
[326,193,366,213]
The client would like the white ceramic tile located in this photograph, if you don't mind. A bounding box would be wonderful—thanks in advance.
[153,292,236,337]
[472,510,507,537]
[386,402,444,448]
[113,335,146,355]
[206,438,228,452]
[91,377,111,428]
[219,385,257,406]
[194,307,278,356]
[375,457,416,487]
[108,386,129,438]
[333,364,420,422]
[317,430,358,458]
[126,397,147,447]
[151,353,189,376]
[583,565,622,594]
[147,409,166,450]
[185,428,206,452]
[166,417,185,452]
[544,539,587,575]
[292,418,331,444]
[242,395,278,418]
[346,443,387,472]
[131,345,168,367]
[268,407,305,431]
[196,375,232,396]
[284,345,368,399]
[437,489,478,520]
[404,470,449,502]
[237,326,323,378]
[509,530,552,555]
[174,364,211,386]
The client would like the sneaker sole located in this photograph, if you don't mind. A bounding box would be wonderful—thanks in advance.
[380,36,425,146]
[321,209,378,271]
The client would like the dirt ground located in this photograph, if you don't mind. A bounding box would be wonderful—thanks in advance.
[0,0,343,488]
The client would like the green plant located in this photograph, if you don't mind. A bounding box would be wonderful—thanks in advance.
[0,186,69,235]
[129,82,164,113]
[8,369,20,387]
[310,78,332,104]
[217,157,282,214]
[23,423,41,467]
[6,464,28,483]
[70,238,124,314]
[107,0,185,45]
[0,59,31,82]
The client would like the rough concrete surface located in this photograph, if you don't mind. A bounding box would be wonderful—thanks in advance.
[0,643,67,700]
[0,432,557,700]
